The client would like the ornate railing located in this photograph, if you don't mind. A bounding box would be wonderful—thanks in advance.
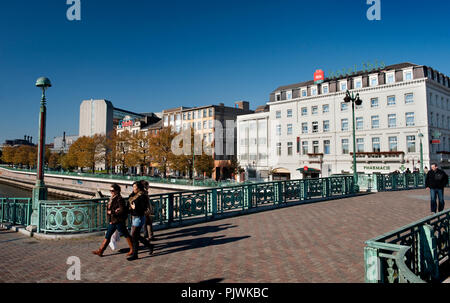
[365,209,450,283]
[31,175,355,234]
[374,173,426,191]
[0,198,32,226]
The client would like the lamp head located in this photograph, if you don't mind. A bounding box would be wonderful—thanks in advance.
[355,96,362,106]
[35,77,52,90]
[343,91,351,103]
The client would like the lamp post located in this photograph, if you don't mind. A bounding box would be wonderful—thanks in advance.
[418,131,424,173]
[344,90,362,193]
[30,77,52,227]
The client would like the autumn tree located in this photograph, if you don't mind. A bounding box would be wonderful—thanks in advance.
[108,130,133,175]
[1,146,15,166]
[149,126,176,178]
[194,154,215,178]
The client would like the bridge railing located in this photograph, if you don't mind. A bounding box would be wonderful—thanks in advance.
[373,173,427,191]
[31,175,355,234]
[364,209,450,283]
[0,198,32,226]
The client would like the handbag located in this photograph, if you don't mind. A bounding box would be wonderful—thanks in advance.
[109,230,120,251]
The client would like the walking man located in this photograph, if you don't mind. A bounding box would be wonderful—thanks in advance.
[425,163,448,214]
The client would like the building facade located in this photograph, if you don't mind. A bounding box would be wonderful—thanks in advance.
[238,62,450,180]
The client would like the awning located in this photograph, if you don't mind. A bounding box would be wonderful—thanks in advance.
[272,168,290,174]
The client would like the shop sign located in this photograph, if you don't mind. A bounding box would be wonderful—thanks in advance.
[327,60,386,80]
[118,119,134,129]
[363,165,390,171]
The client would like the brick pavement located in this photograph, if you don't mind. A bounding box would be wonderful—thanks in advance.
[0,188,443,283]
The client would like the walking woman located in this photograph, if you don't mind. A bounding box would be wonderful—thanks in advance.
[140,180,155,241]
[92,184,134,257]
[127,181,153,261]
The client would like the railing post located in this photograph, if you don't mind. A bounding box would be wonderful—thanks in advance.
[27,199,32,226]
[303,179,309,200]
[0,199,3,223]
[167,193,174,226]
[414,173,418,188]
[12,199,16,225]
[392,174,397,190]
[364,245,380,283]
[210,189,217,217]
[276,181,283,205]
[418,224,440,281]
[245,184,253,209]
[37,201,41,233]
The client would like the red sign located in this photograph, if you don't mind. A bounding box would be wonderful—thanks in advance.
[314,70,325,84]
[121,120,133,128]
[432,139,441,144]
[304,166,309,171]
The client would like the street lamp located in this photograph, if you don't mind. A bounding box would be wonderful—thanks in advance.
[344,90,362,193]
[418,130,424,173]
[30,77,51,227]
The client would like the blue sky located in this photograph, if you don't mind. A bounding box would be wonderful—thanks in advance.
[0,0,449,144]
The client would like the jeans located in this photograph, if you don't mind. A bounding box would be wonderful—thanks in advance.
[131,216,145,228]
[430,188,445,213]
[105,222,130,240]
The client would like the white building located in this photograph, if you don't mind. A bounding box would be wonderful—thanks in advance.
[237,62,450,180]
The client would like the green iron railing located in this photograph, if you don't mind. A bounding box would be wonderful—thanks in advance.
[365,209,450,283]
[374,173,427,191]
[32,175,355,234]
[0,198,32,226]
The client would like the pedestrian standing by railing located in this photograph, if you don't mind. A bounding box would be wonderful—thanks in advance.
[92,184,134,257]
[127,181,153,261]
[425,163,448,214]
[140,180,155,242]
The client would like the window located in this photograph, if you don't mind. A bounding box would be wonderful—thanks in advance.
[322,104,329,113]
[322,85,329,94]
[287,109,293,118]
[342,139,349,154]
[387,96,396,106]
[389,137,398,152]
[193,111,196,119]
[203,109,207,117]
[313,141,319,154]
[357,138,364,153]
[356,117,364,130]
[371,98,379,108]
[371,115,380,129]
[287,124,293,135]
[324,140,330,155]
[287,142,293,156]
[302,122,308,134]
[407,136,416,153]
[404,70,413,81]
[301,89,307,97]
[323,120,330,132]
[340,81,347,91]
[312,121,319,133]
[301,107,308,116]
[276,94,281,101]
[341,119,349,131]
[312,106,318,115]
[182,113,186,120]
[388,114,396,128]
[208,108,213,117]
[197,122,201,129]
[302,141,308,155]
[406,112,415,126]
[187,112,191,120]
[386,73,395,84]
[198,110,202,118]
[372,137,380,152]
[277,143,282,156]
[430,112,434,126]
[276,111,281,119]
[405,93,414,104]
[354,78,362,88]
[276,124,281,136]
[370,76,378,86]
[311,87,318,96]
[341,102,348,111]
[209,120,213,129]
[287,92,292,100]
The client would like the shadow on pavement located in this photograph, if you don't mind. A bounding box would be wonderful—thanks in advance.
[198,278,224,283]
[139,234,250,259]
[154,223,238,241]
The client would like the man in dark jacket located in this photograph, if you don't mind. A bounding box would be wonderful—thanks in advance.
[425,163,449,213]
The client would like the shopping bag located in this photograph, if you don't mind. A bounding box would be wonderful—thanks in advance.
[109,230,120,251]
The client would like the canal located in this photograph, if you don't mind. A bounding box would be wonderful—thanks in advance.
[0,181,68,200]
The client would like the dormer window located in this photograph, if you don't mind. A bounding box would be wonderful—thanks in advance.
[301,88,307,97]
[386,72,395,84]
[340,80,347,91]
[404,70,413,81]
[369,75,378,86]
[287,91,292,100]
[276,94,281,101]
[427,68,432,79]
[311,86,318,96]
[322,84,329,94]
[354,78,362,89]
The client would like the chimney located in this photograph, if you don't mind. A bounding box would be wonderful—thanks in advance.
[235,101,249,111]
[30,136,33,143]
[24,135,27,140]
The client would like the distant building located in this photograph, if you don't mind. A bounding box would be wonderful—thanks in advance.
[79,99,146,137]
[52,132,79,153]
[1,135,35,149]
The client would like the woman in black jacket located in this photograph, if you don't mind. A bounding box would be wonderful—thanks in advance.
[92,184,134,257]
[127,181,153,261]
